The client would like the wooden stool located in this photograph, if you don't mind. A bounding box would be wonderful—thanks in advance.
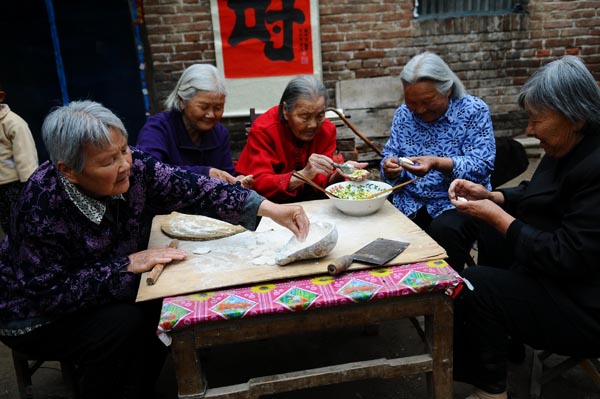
[11,349,78,399]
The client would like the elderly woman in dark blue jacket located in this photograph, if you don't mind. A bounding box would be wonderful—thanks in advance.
[136,63,253,187]
[449,56,600,399]
[0,100,308,399]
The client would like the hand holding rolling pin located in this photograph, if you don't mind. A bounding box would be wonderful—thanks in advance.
[126,240,186,284]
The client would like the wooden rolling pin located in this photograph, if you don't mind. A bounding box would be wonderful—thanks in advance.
[146,239,179,285]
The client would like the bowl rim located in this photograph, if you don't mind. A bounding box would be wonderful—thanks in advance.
[325,180,392,201]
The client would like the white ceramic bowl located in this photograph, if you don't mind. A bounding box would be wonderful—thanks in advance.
[325,180,392,216]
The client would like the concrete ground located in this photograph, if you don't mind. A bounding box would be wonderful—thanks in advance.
[1,146,598,399]
[1,320,598,399]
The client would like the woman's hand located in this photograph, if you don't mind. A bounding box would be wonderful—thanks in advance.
[382,156,404,179]
[127,247,187,274]
[208,167,238,184]
[299,153,335,180]
[449,178,513,234]
[339,161,370,182]
[258,200,310,240]
[401,155,454,177]
[235,174,254,189]
[448,178,504,204]
[289,153,337,191]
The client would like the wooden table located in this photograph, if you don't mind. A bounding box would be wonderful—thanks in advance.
[144,199,460,398]
[137,199,446,302]
[159,261,462,399]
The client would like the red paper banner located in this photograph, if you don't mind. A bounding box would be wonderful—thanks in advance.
[216,0,314,78]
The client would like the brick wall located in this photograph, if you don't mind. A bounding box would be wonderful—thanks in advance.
[141,0,600,159]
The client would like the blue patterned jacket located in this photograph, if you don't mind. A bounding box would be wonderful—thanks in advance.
[380,95,496,218]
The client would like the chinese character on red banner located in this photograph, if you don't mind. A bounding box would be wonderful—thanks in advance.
[216,0,314,78]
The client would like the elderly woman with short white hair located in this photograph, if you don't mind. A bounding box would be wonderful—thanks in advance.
[381,52,496,272]
[449,55,600,399]
[0,100,308,399]
[137,63,252,187]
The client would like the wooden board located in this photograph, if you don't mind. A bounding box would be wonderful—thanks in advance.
[136,200,446,302]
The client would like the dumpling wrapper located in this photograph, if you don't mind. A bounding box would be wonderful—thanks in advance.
[161,212,246,241]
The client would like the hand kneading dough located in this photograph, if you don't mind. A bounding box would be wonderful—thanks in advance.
[161,212,246,241]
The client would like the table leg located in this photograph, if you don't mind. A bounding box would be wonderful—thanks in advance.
[429,295,454,399]
[171,329,206,398]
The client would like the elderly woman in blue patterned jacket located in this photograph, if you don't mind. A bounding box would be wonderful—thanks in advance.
[380,52,495,272]
[0,100,309,399]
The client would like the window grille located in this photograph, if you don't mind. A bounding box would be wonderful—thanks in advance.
[413,1,526,19]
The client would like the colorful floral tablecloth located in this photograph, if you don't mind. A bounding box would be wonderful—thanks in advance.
[157,260,463,344]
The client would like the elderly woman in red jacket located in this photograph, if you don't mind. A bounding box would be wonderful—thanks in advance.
[235,75,367,203]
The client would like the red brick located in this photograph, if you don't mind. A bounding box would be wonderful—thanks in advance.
[536,49,551,57]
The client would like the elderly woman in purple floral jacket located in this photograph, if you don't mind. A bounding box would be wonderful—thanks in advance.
[0,100,309,399]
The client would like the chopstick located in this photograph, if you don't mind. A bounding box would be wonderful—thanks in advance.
[292,172,338,198]
[146,239,180,285]
[364,178,419,200]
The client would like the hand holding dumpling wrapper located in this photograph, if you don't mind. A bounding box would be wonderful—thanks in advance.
[331,161,370,181]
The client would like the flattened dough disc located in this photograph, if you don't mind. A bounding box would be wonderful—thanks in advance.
[161,212,246,241]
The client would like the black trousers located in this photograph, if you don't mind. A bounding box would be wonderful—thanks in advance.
[454,259,600,393]
[410,207,479,272]
[1,300,168,399]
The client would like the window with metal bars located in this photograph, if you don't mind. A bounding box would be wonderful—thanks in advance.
[413,0,526,19]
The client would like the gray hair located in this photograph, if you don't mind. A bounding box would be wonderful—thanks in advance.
[164,64,227,111]
[278,75,328,122]
[42,100,128,172]
[400,52,466,99]
[518,55,600,129]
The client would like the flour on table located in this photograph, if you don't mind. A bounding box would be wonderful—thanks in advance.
[250,248,264,258]
[177,221,337,273]
[251,248,277,264]
[252,256,276,265]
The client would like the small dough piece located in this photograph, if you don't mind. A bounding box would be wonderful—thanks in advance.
[398,157,415,165]
[457,196,468,202]
[252,255,277,265]
[251,248,264,258]
[193,246,211,255]
[264,257,276,265]
[161,212,246,241]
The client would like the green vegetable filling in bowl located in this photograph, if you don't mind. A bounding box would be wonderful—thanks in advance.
[326,181,392,216]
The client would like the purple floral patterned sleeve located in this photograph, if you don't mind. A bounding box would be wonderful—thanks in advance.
[0,148,257,323]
